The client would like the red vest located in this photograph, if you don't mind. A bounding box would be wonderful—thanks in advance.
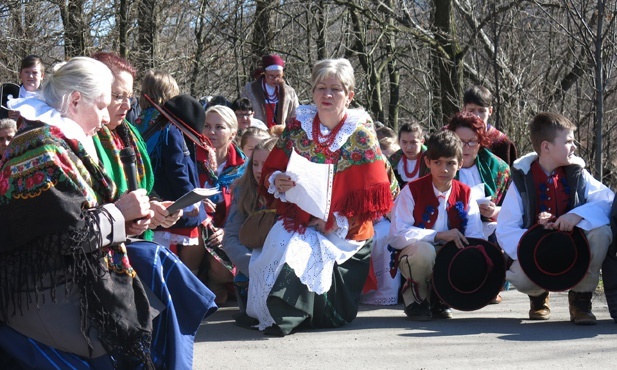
[407,175,471,233]
[531,160,571,218]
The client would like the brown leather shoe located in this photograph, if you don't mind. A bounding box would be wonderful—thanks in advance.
[528,292,550,320]
[569,291,597,325]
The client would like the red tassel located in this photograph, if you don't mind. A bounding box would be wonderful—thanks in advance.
[334,182,393,223]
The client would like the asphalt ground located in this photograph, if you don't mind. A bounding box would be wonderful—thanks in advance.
[193,289,616,369]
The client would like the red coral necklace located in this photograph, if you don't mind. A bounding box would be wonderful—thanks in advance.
[262,80,278,102]
[312,113,347,152]
[402,154,421,179]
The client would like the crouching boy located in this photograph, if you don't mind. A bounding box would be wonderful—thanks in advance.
[496,112,613,325]
[388,131,484,320]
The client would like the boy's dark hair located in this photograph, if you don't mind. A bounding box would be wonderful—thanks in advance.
[397,121,424,140]
[528,112,577,153]
[424,130,463,163]
[206,95,231,109]
[20,55,44,73]
[463,85,492,108]
[232,97,253,112]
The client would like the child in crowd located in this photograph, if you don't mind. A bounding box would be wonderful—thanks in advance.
[5,55,45,120]
[223,137,278,323]
[17,55,45,99]
[388,130,484,320]
[232,97,268,133]
[0,118,17,157]
[388,122,426,187]
[496,112,613,325]
[462,85,517,166]
[134,70,180,149]
[376,125,399,158]
[239,127,270,158]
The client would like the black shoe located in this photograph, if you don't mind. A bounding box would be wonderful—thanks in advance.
[234,312,259,330]
[404,300,431,321]
[263,324,286,337]
[431,299,453,319]
[431,305,453,319]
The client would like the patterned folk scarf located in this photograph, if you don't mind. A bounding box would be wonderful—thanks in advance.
[0,121,154,368]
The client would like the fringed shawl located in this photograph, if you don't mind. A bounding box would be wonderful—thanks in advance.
[261,106,393,239]
[0,121,154,368]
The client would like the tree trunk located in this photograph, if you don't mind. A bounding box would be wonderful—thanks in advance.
[137,0,156,73]
[314,0,327,61]
[594,0,605,181]
[190,0,208,97]
[252,0,276,68]
[386,1,399,130]
[60,0,86,57]
[117,0,129,58]
[431,0,462,125]
[348,2,383,122]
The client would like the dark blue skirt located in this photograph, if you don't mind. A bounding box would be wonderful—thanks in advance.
[0,241,217,369]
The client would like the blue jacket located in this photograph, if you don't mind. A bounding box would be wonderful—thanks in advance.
[150,124,206,228]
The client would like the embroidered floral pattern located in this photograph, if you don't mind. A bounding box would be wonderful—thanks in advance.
[104,245,137,278]
[281,105,385,172]
[0,125,114,208]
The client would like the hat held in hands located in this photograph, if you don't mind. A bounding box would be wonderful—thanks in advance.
[433,238,506,311]
[517,224,590,292]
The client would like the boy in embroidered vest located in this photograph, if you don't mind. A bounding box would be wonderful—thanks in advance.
[496,112,613,325]
[388,130,484,320]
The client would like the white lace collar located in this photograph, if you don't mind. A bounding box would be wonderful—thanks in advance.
[8,97,99,161]
[295,105,370,152]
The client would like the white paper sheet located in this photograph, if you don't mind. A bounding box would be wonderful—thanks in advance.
[470,183,490,205]
[284,149,334,221]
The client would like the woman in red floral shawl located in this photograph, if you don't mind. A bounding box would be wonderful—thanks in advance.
[245,58,392,336]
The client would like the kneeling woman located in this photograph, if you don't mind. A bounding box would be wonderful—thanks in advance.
[247,58,393,336]
[0,57,155,368]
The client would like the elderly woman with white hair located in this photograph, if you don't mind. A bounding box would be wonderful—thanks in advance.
[0,57,155,368]
[246,58,393,336]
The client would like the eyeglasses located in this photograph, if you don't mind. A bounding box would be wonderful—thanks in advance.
[235,111,253,118]
[461,140,479,147]
[111,92,133,103]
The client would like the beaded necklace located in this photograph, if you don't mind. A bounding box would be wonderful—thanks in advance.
[312,113,347,154]
[402,153,421,179]
[262,80,279,102]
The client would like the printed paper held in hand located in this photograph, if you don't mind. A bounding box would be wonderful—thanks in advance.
[284,149,334,221]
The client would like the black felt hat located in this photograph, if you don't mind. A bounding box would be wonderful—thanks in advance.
[1,83,20,118]
[433,238,506,311]
[517,224,590,292]
[163,94,205,134]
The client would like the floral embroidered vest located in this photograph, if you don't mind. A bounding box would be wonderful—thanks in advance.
[407,175,470,234]
[531,160,571,218]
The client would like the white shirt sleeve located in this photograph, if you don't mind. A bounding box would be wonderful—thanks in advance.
[388,187,437,249]
[464,193,485,240]
[496,182,527,260]
[570,169,614,230]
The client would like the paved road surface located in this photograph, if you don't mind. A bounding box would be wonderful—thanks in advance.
[194,290,616,369]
